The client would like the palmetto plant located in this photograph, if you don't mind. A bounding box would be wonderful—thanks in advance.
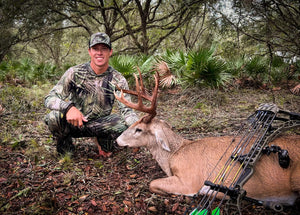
[226,56,246,78]
[153,61,176,88]
[33,62,58,83]
[155,49,187,88]
[18,58,34,82]
[109,55,139,86]
[0,61,12,82]
[243,56,268,85]
[269,56,290,86]
[110,54,155,87]
[110,55,138,77]
[0,59,59,85]
[182,47,230,88]
[158,49,187,78]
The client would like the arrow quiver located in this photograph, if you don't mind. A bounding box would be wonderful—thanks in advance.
[188,103,300,215]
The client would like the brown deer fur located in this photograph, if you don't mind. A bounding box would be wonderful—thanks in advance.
[117,117,300,206]
[115,70,300,206]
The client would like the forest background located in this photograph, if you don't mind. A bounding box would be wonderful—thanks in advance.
[0,0,300,214]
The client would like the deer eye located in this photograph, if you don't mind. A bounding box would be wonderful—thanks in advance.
[135,128,142,133]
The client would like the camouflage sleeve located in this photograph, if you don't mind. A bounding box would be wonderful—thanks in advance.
[115,90,139,126]
[44,68,74,112]
[112,73,139,126]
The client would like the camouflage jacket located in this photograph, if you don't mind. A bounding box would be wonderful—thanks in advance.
[45,62,139,126]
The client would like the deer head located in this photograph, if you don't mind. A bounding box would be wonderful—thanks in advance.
[115,68,300,208]
[114,68,187,176]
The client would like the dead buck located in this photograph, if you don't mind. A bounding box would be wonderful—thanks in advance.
[114,70,300,211]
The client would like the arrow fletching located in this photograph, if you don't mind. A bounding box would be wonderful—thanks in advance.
[212,207,220,215]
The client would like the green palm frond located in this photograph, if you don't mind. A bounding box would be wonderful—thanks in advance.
[244,56,268,82]
[0,61,11,81]
[182,47,230,88]
[110,54,155,87]
[157,49,187,79]
[33,62,58,83]
[137,54,155,73]
[227,57,246,77]
[109,55,138,82]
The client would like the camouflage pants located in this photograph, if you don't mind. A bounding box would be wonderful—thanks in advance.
[44,111,128,152]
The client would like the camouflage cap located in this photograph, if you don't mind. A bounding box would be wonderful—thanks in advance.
[89,32,112,49]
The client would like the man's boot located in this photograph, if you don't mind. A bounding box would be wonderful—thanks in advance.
[95,137,118,157]
[56,136,75,155]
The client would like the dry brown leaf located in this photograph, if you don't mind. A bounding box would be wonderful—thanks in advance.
[79,194,89,201]
[291,84,300,95]
[148,206,157,212]
[172,202,179,211]
[90,199,97,206]
[0,104,4,115]
[126,184,133,191]
[164,199,170,206]
[123,200,132,206]
[0,177,7,183]
[101,204,107,211]
[132,148,140,153]
[155,61,170,76]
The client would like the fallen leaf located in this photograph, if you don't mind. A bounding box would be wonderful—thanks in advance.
[132,148,139,153]
[39,206,51,211]
[64,194,73,200]
[172,202,179,212]
[126,184,132,191]
[148,206,157,212]
[164,199,169,206]
[101,204,107,211]
[123,200,132,206]
[272,87,281,91]
[90,199,97,206]
[0,177,7,183]
[79,194,89,201]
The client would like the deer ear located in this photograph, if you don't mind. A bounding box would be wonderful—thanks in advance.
[155,130,171,152]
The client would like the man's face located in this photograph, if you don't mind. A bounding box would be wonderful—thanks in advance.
[88,43,112,69]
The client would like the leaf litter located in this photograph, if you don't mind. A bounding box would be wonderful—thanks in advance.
[0,87,300,214]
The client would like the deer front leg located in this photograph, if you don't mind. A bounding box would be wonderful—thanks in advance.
[149,176,197,196]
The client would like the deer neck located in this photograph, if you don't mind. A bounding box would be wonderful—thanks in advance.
[147,131,188,176]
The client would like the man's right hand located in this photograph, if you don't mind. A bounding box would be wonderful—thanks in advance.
[66,106,88,128]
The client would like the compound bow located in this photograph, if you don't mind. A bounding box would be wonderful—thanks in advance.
[187,103,300,215]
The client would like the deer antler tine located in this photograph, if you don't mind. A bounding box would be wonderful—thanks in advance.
[114,89,138,110]
[133,72,144,108]
[133,73,140,95]
[136,67,146,94]
[143,72,159,123]
[114,67,160,123]
[150,71,159,110]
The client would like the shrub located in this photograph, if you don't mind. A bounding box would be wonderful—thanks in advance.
[243,56,268,85]
[110,54,155,88]
[0,59,62,85]
[182,47,231,88]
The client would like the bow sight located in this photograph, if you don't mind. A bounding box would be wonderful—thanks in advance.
[187,103,300,215]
